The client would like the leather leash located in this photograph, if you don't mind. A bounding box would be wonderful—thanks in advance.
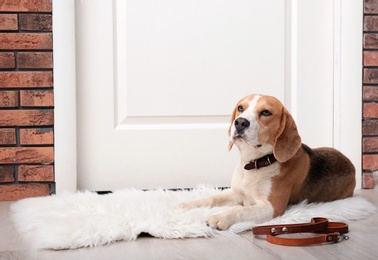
[252,217,349,246]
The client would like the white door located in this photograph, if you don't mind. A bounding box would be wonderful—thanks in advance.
[73,0,362,191]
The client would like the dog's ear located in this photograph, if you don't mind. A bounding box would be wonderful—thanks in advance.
[228,141,234,151]
[228,105,238,151]
[273,108,301,162]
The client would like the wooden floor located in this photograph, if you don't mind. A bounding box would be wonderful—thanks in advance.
[1,188,377,260]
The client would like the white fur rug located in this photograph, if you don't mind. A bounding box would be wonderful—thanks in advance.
[11,185,376,250]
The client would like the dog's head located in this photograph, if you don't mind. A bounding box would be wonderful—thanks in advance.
[228,94,301,162]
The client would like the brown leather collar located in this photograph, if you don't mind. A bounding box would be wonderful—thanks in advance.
[244,154,277,170]
[252,217,349,246]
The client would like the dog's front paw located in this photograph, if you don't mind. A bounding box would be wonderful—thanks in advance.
[206,213,234,230]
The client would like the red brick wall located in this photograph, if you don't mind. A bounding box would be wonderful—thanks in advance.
[363,0,378,189]
[0,0,54,200]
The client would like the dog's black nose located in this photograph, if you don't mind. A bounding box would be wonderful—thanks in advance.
[234,118,250,133]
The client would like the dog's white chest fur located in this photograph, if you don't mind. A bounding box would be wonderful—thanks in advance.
[231,162,280,206]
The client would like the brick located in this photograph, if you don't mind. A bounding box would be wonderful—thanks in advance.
[0,184,50,201]
[0,110,53,126]
[363,120,378,135]
[0,0,52,12]
[363,68,378,84]
[0,52,15,68]
[362,172,375,189]
[18,165,53,182]
[364,51,378,66]
[0,147,54,164]
[20,90,53,107]
[0,91,18,107]
[0,14,18,30]
[364,103,378,118]
[17,52,53,69]
[363,137,378,153]
[0,128,16,145]
[0,72,53,88]
[365,0,378,14]
[365,16,378,31]
[19,14,52,31]
[363,86,378,101]
[0,166,15,182]
[0,33,52,50]
[364,34,378,49]
[363,154,378,170]
[20,128,53,145]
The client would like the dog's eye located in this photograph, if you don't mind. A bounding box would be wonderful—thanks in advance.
[260,110,272,116]
[237,105,244,112]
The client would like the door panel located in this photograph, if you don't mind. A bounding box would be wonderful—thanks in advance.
[121,0,285,118]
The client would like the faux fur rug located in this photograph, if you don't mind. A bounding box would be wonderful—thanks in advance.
[11,185,376,250]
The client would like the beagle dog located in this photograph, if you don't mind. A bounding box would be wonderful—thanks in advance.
[180,94,356,230]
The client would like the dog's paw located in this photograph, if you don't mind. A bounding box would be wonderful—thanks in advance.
[206,213,234,230]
